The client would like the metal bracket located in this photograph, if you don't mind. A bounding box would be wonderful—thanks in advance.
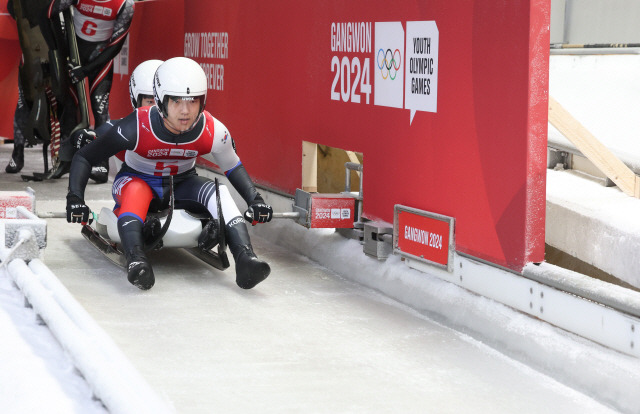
[363,221,393,260]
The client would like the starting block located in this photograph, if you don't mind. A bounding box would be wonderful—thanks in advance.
[0,189,35,218]
[0,190,47,263]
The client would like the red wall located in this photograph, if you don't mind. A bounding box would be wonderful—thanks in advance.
[177,0,550,271]
[0,0,549,272]
[0,2,20,140]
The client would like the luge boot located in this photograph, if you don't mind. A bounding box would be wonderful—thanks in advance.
[47,160,71,179]
[118,216,155,290]
[5,144,24,173]
[198,219,220,251]
[226,217,270,289]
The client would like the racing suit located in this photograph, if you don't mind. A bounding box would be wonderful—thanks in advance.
[67,106,272,290]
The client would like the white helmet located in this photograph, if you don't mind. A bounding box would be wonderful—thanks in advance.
[153,57,207,118]
[129,59,164,109]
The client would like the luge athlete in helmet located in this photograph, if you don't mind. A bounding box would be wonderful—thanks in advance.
[66,57,273,290]
[70,59,164,181]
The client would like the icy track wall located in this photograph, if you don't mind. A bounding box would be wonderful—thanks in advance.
[2,0,551,273]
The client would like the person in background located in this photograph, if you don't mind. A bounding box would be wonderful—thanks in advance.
[4,0,33,173]
[69,59,164,175]
[45,0,135,180]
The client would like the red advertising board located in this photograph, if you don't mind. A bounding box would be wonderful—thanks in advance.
[394,205,454,271]
[0,0,548,272]
[175,0,549,272]
[309,194,355,229]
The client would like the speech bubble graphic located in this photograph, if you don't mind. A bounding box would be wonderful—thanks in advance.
[405,21,439,124]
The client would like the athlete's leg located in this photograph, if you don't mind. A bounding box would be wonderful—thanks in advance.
[89,68,113,129]
[112,175,155,290]
[174,176,270,289]
[174,176,242,222]
[6,74,27,173]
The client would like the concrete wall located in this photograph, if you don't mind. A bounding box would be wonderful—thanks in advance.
[551,0,640,44]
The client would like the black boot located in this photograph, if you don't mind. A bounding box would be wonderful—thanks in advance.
[226,216,270,289]
[5,144,24,173]
[125,246,155,290]
[198,219,220,251]
[89,159,109,183]
[118,216,155,290]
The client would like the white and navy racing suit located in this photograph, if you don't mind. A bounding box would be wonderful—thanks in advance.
[68,105,265,226]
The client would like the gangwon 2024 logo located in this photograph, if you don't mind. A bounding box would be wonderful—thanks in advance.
[330,21,439,124]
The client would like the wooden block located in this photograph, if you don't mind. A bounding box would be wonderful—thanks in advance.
[548,96,639,198]
[302,141,318,192]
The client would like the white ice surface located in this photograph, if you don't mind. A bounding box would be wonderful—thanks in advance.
[0,214,629,414]
[2,53,640,414]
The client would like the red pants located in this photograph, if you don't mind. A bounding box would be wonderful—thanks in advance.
[112,176,154,222]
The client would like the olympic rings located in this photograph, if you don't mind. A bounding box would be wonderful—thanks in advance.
[376,48,402,80]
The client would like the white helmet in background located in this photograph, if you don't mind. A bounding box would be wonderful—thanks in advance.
[129,59,164,109]
[153,57,208,118]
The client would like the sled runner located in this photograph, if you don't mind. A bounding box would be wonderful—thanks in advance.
[81,177,231,271]
[44,6,91,180]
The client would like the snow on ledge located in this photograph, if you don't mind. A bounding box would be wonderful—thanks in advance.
[6,258,174,414]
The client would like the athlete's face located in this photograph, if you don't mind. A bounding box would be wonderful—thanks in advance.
[163,96,201,133]
[139,95,155,107]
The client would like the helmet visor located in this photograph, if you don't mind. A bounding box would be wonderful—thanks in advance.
[163,95,205,114]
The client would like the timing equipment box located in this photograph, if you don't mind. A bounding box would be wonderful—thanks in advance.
[0,190,35,219]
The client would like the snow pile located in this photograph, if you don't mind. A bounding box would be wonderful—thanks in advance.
[2,258,174,414]
[546,168,640,288]
[0,265,108,413]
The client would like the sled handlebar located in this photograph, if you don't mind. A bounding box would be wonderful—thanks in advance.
[273,212,301,219]
[244,210,301,225]
[41,210,300,220]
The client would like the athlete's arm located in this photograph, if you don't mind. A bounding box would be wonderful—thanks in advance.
[80,0,135,75]
[207,119,272,223]
[203,118,260,205]
[68,111,137,200]
[95,118,120,137]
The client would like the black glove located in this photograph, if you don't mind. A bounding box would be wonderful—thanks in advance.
[68,63,85,84]
[71,128,97,151]
[66,194,92,224]
[244,201,273,225]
